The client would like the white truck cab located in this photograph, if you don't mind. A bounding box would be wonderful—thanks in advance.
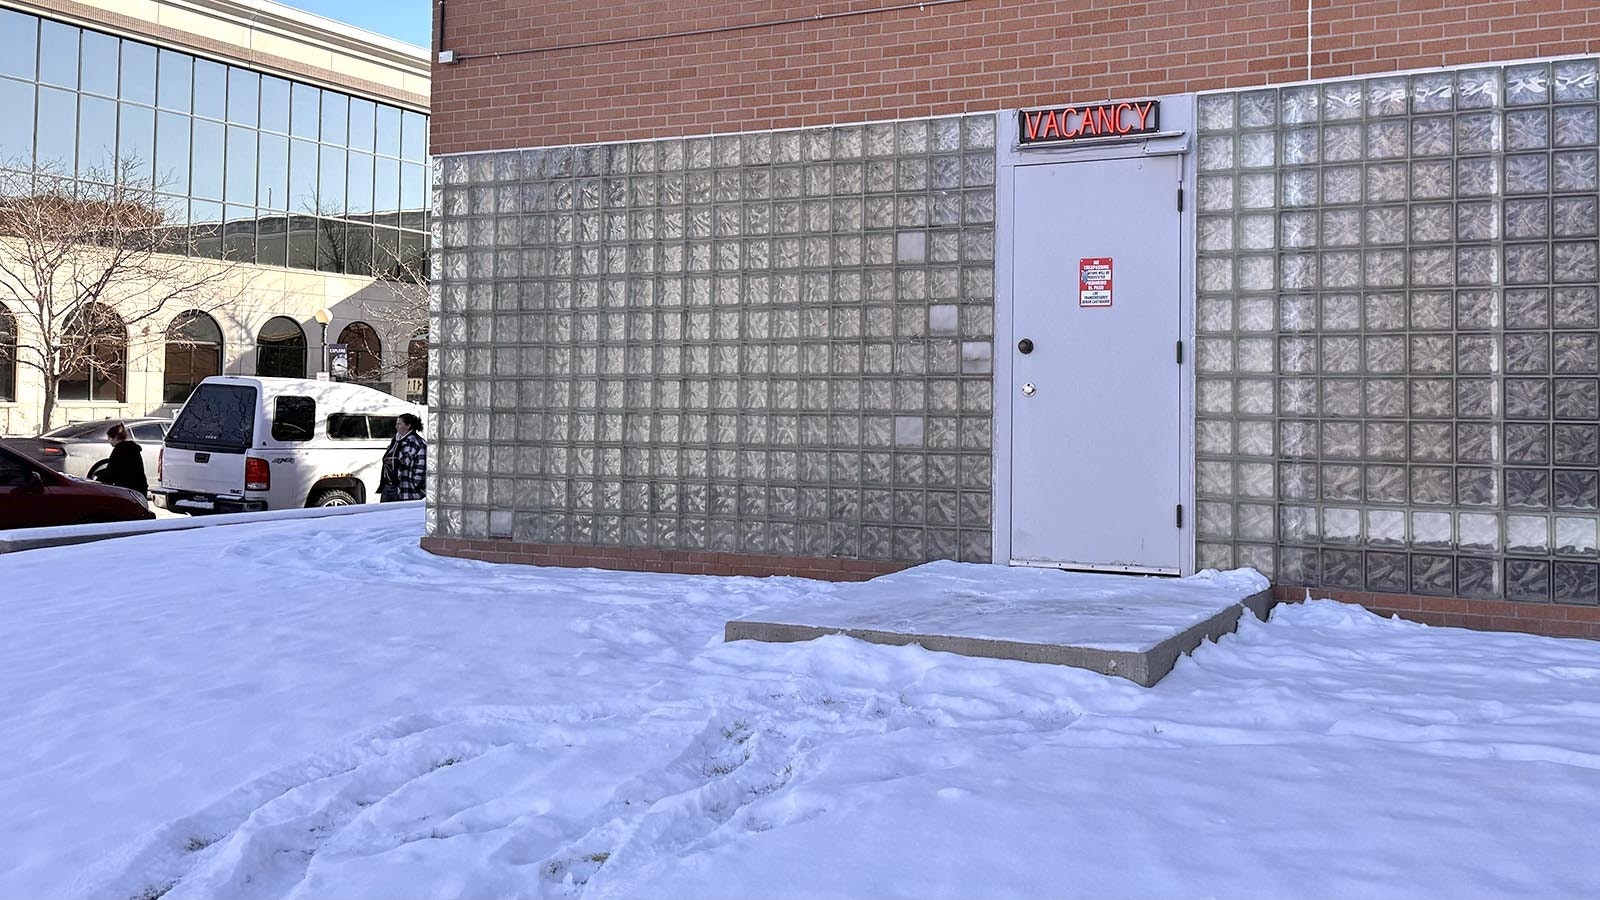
[154,376,425,514]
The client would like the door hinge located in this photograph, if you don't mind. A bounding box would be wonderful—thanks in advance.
[1176,504,1184,528]
[1176,339,1184,364]
[1177,186,1184,212]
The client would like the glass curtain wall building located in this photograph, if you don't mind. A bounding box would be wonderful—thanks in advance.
[0,5,431,279]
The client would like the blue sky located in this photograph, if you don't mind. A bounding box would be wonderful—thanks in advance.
[284,0,431,49]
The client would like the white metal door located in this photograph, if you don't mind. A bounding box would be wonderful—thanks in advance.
[1010,155,1184,573]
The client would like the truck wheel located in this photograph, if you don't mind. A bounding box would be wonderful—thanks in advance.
[310,488,358,507]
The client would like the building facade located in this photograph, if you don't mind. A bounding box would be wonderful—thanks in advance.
[0,0,432,436]
[423,0,1600,637]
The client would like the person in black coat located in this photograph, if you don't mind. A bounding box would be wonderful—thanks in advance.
[94,422,148,494]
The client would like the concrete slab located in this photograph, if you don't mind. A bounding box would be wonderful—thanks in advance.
[725,561,1275,687]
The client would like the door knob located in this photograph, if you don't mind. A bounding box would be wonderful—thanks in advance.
[1022,382,1037,397]
[1017,338,1034,354]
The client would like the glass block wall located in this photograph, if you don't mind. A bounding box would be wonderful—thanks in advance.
[1195,58,1600,603]
[426,114,999,564]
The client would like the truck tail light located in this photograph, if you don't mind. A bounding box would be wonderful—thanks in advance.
[245,457,270,491]
[157,448,163,482]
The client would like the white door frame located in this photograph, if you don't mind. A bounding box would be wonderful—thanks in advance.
[990,95,1199,575]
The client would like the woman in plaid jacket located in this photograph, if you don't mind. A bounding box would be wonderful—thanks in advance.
[380,413,428,502]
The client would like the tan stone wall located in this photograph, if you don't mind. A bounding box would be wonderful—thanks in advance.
[0,254,422,435]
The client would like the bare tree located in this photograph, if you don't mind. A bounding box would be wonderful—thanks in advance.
[354,229,430,400]
[0,161,250,427]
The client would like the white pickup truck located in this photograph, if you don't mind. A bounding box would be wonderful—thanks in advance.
[153,375,425,514]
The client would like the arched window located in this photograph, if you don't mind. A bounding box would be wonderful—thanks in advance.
[338,321,381,382]
[256,316,306,379]
[405,329,427,404]
[0,306,15,402]
[163,310,223,403]
[58,304,126,402]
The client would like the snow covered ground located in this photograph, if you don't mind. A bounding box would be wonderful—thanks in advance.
[3,509,1599,900]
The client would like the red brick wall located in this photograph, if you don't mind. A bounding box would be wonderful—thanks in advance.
[1271,586,1600,640]
[420,536,908,580]
[430,0,1600,153]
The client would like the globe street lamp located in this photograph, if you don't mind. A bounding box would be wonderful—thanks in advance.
[314,307,332,376]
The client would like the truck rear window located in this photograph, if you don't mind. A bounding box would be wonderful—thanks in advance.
[166,384,256,451]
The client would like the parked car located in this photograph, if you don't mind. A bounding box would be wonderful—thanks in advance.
[154,376,424,515]
[0,440,155,529]
[8,417,171,480]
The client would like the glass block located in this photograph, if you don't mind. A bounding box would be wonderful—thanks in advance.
[1554,149,1599,192]
[1323,507,1361,543]
[1506,63,1550,106]
[1507,558,1551,601]
[1554,562,1600,604]
[1555,422,1600,466]
[1198,93,1235,131]
[1283,127,1320,165]
[1553,59,1600,102]
[1323,123,1363,162]
[1509,110,1554,153]
[1239,173,1276,209]
[1556,517,1599,557]
[1198,135,1234,172]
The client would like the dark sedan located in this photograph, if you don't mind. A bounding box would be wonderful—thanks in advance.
[0,441,155,530]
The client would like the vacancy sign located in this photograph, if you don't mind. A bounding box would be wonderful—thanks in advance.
[1079,257,1113,307]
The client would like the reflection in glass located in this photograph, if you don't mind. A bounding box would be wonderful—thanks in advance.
[80,30,119,97]
[347,151,373,217]
[343,223,374,275]
[258,132,287,209]
[118,103,156,186]
[400,162,425,229]
[376,104,400,157]
[38,20,78,89]
[190,199,223,258]
[225,125,256,203]
[374,155,399,224]
[191,119,224,199]
[155,111,191,194]
[290,83,318,139]
[36,86,76,171]
[163,311,223,403]
[193,58,226,120]
[289,138,317,212]
[255,316,306,379]
[321,90,348,146]
[153,194,187,251]
[373,226,400,276]
[401,110,426,162]
[224,204,256,262]
[398,231,428,280]
[319,145,346,216]
[286,215,318,269]
[227,67,258,127]
[120,40,156,105]
[317,217,346,272]
[0,9,38,81]
[257,214,287,267]
[260,75,289,133]
[0,79,35,168]
[348,98,375,153]
[157,49,191,112]
[78,95,116,179]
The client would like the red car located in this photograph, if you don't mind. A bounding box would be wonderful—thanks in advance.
[0,440,155,529]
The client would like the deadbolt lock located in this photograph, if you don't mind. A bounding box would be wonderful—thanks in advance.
[1017,338,1034,354]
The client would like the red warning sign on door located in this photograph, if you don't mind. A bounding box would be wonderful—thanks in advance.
[1079,257,1113,308]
